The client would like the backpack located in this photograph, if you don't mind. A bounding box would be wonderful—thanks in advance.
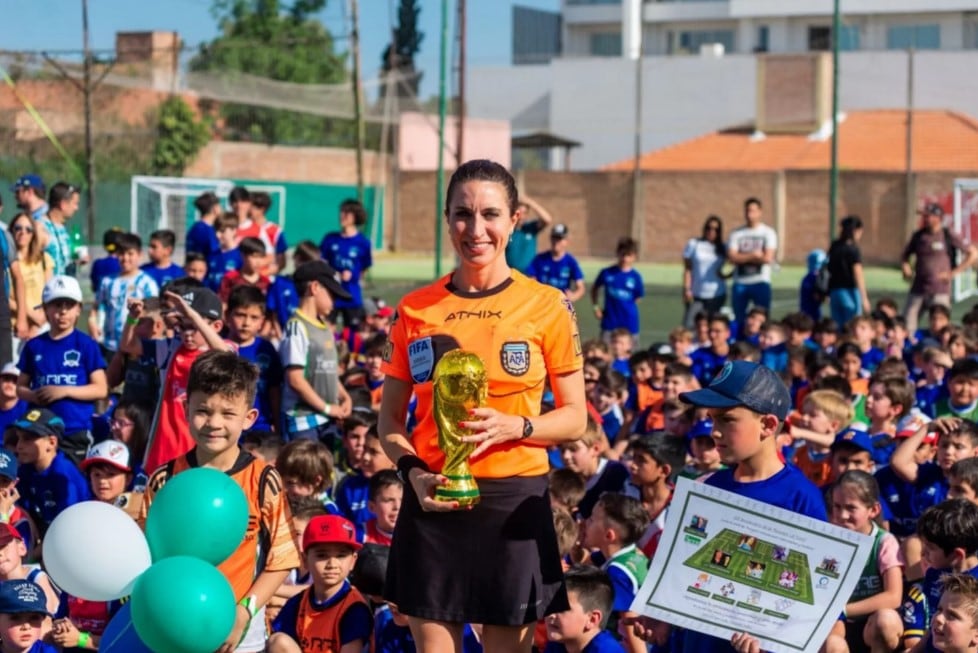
[815,263,831,297]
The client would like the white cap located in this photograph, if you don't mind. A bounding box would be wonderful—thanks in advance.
[80,440,131,472]
[41,275,83,306]
[0,364,18,378]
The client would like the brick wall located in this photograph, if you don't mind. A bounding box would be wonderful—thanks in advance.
[394,169,978,264]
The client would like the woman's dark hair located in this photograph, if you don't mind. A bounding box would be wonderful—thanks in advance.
[114,399,153,467]
[444,160,518,214]
[701,215,726,258]
[836,215,863,244]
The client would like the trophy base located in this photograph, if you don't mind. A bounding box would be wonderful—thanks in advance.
[435,474,481,507]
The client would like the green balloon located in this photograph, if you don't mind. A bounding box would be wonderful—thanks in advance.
[145,467,249,564]
[131,556,236,653]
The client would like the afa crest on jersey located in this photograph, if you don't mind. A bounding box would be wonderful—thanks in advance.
[500,341,530,376]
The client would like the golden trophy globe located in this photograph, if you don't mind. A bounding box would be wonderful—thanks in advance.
[432,349,488,507]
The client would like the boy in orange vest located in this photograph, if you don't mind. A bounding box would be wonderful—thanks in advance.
[268,515,372,653]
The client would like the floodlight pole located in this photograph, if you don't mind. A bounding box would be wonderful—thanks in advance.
[829,0,841,240]
[350,0,366,204]
[82,0,96,242]
[434,0,449,279]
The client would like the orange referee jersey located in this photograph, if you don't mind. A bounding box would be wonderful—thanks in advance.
[382,271,583,478]
[141,449,301,600]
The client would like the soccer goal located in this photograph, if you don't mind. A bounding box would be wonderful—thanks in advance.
[953,178,978,303]
[130,176,288,243]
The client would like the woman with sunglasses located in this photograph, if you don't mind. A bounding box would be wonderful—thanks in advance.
[682,215,728,328]
[9,213,52,338]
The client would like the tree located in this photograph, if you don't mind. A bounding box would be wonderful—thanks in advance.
[151,97,210,175]
[190,0,351,146]
[381,0,424,99]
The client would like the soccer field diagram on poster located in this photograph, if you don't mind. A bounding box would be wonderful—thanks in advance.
[632,478,874,653]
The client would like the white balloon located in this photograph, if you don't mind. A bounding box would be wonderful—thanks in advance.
[43,501,151,601]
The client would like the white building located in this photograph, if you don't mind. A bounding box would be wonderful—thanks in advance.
[484,1,978,170]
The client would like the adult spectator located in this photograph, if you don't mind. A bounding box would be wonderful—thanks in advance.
[727,197,778,328]
[37,182,80,277]
[0,196,28,361]
[525,223,586,301]
[682,215,727,328]
[320,199,373,330]
[901,202,978,336]
[10,175,47,221]
[504,195,553,273]
[378,159,586,653]
[826,215,871,328]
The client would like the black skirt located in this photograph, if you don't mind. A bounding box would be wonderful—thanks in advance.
[385,474,568,625]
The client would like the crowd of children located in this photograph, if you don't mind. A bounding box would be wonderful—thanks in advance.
[0,181,977,653]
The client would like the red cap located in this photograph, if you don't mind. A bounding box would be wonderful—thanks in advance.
[302,515,362,552]
[0,523,23,546]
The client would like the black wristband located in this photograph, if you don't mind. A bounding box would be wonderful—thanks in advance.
[396,455,431,482]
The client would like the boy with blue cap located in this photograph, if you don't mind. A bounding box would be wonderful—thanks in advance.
[0,578,57,652]
[655,361,829,652]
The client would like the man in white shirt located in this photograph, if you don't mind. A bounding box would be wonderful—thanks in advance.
[726,197,778,329]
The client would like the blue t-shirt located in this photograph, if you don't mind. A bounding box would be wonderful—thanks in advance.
[267,276,299,332]
[19,330,106,434]
[875,463,948,537]
[320,231,373,310]
[684,464,826,653]
[89,256,119,295]
[272,582,372,645]
[544,631,626,653]
[526,252,584,293]
[861,347,886,373]
[916,383,946,419]
[336,471,372,527]
[594,265,644,334]
[237,338,284,432]
[25,642,59,653]
[374,606,415,653]
[96,272,160,352]
[0,399,28,434]
[139,262,185,289]
[186,220,220,259]
[799,271,822,321]
[206,248,242,292]
[579,459,630,519]
[690,348,729,385]
[869,432,897,467]
[18,451,91,531]
[760,342,787,374]
[505,219,544,273]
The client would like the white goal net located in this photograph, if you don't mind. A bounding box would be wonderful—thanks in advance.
[953,179,978,303]
[130,176,288,248]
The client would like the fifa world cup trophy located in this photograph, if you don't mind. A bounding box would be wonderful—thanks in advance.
[432,350,488,507]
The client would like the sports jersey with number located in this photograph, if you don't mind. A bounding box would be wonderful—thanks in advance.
[18,330,106,433]
[142,449,300,601]
[381,271,582,478]
[320,231,372,310]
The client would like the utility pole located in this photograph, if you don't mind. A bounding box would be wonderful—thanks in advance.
[455,0,466,165]
[905,47,915,235]
[81,0,95,243]
[434,0,449,279]
[349,0,366,203]
[828,0,841,240]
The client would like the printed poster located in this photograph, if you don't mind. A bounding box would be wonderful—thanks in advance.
[631,477,873,653]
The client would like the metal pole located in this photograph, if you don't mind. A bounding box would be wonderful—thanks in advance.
[905,48,915,231]
[350,0,366,204]
[630,34,644,251]
[829,0,841,240]
[82,0,95,242]
[456,0,466,164]
[434,0,449,279]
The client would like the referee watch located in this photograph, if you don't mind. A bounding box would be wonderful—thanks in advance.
[520,417,534,439]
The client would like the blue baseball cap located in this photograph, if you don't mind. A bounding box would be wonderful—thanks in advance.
[679,361,791,421]
[0,449,16,480]
[687,418,715,440]
[12,408,64,439]
[9,174,44,193]
[0,580,50,615]
[831,428,873,455]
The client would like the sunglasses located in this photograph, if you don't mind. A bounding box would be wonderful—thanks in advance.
[11,225,33,234]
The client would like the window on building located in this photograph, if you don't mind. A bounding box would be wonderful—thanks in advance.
[808,26,831,51]
[670,29,735,54]
[839,25,860,50]
[887,24,940,49]
[590,32,623,56]
[756,25,769,53]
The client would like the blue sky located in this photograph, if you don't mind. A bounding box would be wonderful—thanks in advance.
[3,0,558,99]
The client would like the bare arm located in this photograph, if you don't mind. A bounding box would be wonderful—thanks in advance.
[520,195,553,227]
[36,369,108,404]
[682,258,693,303]
[853,262,871,312]
[105,351,126,389]
[891,421,932,483]
[217,568,291,653]
[565,279,586,303]
[16,373,37,404]
[953,244,978,277]
[8,261,27,339]
[845,566,902,618]
[284,367,336,416]
[787,425,835,449]
[163,291,230,352]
